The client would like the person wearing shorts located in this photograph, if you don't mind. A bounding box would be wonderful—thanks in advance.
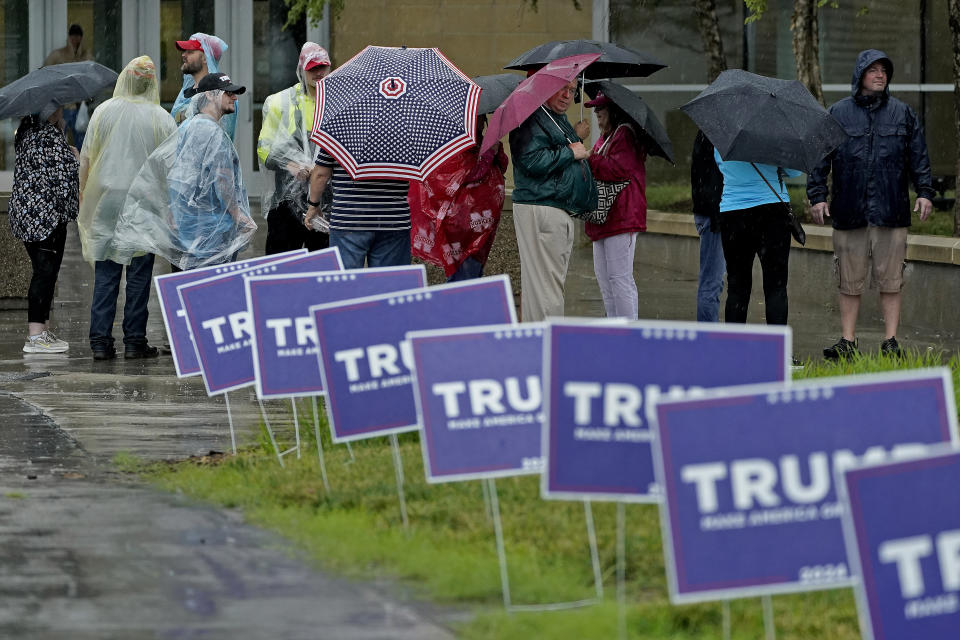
[807,49,934,359]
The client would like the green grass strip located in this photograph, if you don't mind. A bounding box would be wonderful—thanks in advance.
[140,351,958,639]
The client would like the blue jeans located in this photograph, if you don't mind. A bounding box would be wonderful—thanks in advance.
[89,254,155,350]
[330,229,411,269]
[63,106,85,150]
[447,257,483,282]
[695,214,725,322]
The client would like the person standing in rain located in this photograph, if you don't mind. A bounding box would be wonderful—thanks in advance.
[583,91,647,320]
[807,49,935,360]
[43,24,92,149]
[714,150,802,329]
[258,42,331,254]
[9,105,78,353]
[78,56,177,361]
[171,33,237,140]
[691,130,725,322]
[509,78,596,322]
[112,73,255,271]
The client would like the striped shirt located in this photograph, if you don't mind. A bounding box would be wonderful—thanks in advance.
[315,148,411,231]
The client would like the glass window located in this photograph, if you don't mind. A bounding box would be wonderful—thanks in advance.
[252,0,306,168]
[66,1,122,72]
[820,2,921,86]
[0,0,30,171]
[159,1,215,105]
[610,0,747,182]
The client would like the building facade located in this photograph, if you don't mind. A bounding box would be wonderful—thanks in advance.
[0,0,952,190]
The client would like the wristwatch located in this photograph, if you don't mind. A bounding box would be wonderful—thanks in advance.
[307,196,321,207]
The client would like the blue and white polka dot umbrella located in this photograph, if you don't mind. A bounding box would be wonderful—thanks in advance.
[310,45,481,181]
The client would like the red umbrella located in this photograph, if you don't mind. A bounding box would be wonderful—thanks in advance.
[479,52,601,154]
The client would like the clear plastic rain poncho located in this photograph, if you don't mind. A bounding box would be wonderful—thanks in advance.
[77,56,177,264]
[110,89,255,270]
[256,42,330,220]
[171,33,237,141]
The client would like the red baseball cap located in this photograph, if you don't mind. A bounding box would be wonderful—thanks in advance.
[584,92,612,109]
[175,39,203,52]
[304,59,330,70]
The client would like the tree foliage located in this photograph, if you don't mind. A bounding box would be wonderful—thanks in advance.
[284,0,345,28]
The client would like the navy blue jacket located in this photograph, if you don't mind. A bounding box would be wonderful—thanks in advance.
[806,49,935,230]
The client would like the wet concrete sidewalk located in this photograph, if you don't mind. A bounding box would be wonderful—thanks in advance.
[0,228,457,639]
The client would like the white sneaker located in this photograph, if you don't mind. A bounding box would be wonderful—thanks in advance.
[23,331,69,354]
[43,330,69,348]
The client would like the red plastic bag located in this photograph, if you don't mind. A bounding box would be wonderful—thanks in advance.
[409,145,507,278]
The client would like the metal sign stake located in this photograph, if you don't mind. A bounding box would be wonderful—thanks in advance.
[722,600,731,640]
[487,478,603,613]
[309,396,331,493]
[616,502,627,640]
[223,391,237,455]
[389,434,409,530]
[762,595,776,640]
[289,399,302,459]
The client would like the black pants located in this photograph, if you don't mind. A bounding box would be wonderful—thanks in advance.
[265,201,329,255]
[719,203,790,325]
[23,222,68,324]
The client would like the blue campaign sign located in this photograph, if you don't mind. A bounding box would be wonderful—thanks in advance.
[246,265,427,399]
[652,369,958,604]
[311,275,516,442]
[543,320,790,503]
[840,446,960,640]
[178,248,343,395]
[155,250,306,378]
[409,323,545,483]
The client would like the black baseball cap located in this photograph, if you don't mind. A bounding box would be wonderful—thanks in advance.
[183,72,246,97]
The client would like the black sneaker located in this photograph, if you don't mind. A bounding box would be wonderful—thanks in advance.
[823,337,858,360]
[92,347,116,361]
[124,345,159,359]
[880,336,904,358]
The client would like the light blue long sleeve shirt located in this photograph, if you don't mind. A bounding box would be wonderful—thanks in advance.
[714,149,803,212]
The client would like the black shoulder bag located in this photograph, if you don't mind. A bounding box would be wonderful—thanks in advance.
[750,163,806,246]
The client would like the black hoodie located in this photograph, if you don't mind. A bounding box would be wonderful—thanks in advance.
[806,49,935,229]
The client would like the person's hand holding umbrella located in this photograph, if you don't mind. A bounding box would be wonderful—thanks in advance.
[480,53,601,154]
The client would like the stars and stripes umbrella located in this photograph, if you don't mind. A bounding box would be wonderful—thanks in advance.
[480,53,601,154]
[310,45,482,181]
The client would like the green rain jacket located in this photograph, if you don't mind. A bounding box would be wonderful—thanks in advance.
[509,106,597,215]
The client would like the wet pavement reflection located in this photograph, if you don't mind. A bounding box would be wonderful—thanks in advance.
[0,227,455,638]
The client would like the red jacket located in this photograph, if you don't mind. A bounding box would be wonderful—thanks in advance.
[585,123,647,241]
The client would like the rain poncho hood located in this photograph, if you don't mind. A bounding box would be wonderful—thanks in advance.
[110,111,255,270]
[78,56,177,264]
[851,49,893,97]
[171,33,238,140]
[256,42,329,219]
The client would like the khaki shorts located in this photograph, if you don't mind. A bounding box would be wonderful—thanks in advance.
[832,226,907,295]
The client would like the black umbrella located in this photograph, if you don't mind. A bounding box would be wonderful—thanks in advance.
[472,73,523,115]
[680,69,846,173]
[0,61,118,120]
[504,40,666,79]
[585,80,674,164]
